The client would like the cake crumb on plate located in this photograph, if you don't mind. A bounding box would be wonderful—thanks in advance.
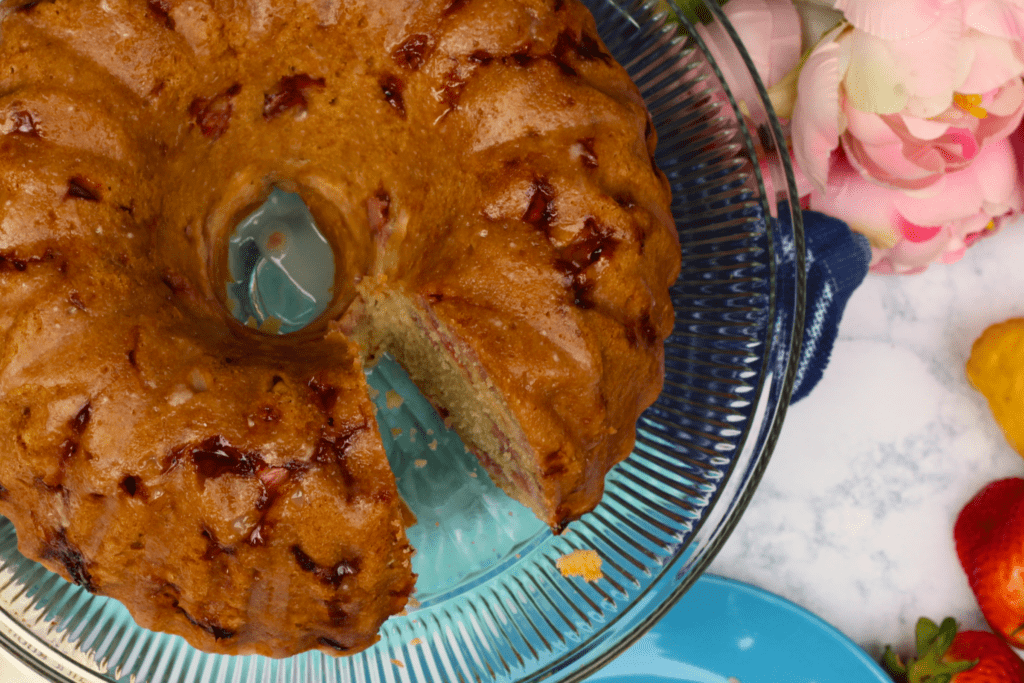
[556,549,602,582]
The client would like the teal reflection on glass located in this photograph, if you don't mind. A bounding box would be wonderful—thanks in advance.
[226,188,334,334]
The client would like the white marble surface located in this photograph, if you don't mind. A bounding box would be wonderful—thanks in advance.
[709,216,1024,661]
[3,222,1024,680]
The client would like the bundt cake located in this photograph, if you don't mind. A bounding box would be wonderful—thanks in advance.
[0,0,680,658]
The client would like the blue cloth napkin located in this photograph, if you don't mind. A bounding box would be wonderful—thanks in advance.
[789,209,872,402]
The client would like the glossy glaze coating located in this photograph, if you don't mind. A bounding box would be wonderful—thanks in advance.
[0,0,678,658]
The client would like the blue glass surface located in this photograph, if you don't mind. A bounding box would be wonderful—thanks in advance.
[592,575,890,683]
[366,358,549,605]
[226,188,334,333]
[0,2,808,682]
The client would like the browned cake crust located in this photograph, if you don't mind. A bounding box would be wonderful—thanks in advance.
[0,0,679,658]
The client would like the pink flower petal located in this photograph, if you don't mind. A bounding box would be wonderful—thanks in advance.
[985,77,1024,117]
[844,103,904,144]
[727,0,803,87]
[1012,113,1024,190]
[899,138,1020,225]
[759,151,816,207]
[959,32,1024,94]
[695,22,755,110]
[965,0,1024,41]
[842,30,910,114]
[698,0,802,101]
[876,225,954,272]
[894,214,942,242]
[893,5,970,117]
[808,155,904,245]
[791,35,848,190]
[947,126,980,159]
[835,0,943,39]
[867,257,926,275]
[964,78,1024,151]
[842,131,946,190]
[901,113,953,140]
[974,138,1024,208]
[766,11,803,86]
[810,139,1021,273]
[940,244,968,263]
[963,219,1002,246]
[842,111,958,190]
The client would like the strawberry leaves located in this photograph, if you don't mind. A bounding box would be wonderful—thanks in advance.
[883,618,978,683]
[884,617,1024,682]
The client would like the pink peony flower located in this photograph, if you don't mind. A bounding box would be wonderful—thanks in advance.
[841,78,1024,191]
[776,0,1024,273]
[791,6,1024,193]
[808,137,1022,273]
[695,0,1024,274]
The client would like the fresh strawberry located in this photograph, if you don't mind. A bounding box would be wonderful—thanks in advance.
[955,478,1024,647]
[955,478,1024,572]
[883,617,1024,682]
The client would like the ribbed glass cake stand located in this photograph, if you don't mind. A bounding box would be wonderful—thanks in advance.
[0,1,805,681]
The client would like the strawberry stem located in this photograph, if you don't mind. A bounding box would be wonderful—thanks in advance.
[882,618,978,683]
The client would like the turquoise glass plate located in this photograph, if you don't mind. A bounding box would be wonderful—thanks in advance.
[594,575,890,683]
[226,188,334,334]
[0,1,804,682]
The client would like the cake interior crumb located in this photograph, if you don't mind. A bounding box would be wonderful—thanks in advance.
[350,290,548,516]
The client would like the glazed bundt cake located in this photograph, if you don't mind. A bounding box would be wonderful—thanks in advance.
[0,0,680,658]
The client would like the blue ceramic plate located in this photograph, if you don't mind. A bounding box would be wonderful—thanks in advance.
[592,575,890,683]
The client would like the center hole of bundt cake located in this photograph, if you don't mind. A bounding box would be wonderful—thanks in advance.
[226,188,335,334]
